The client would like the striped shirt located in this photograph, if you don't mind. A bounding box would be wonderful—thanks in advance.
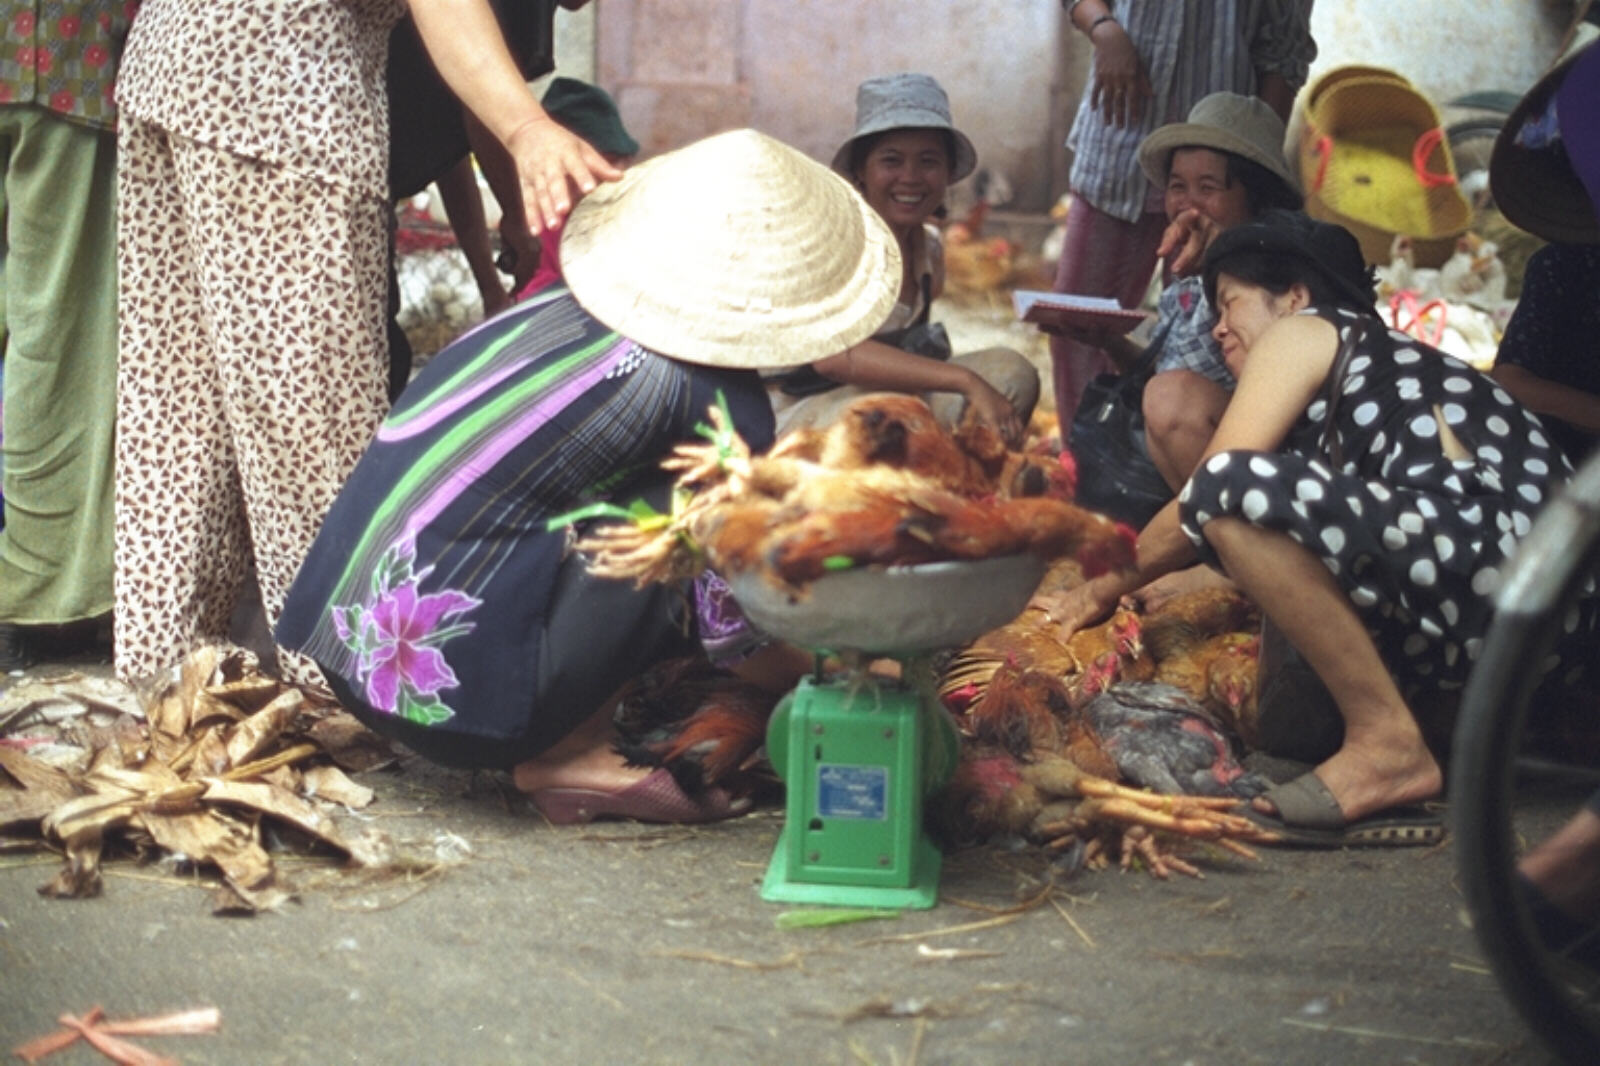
[1067,0,1316,221]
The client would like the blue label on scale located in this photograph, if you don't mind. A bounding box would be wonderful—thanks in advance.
[816,764,889,820]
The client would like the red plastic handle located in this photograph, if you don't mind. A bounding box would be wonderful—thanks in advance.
[1412,127,1457,188]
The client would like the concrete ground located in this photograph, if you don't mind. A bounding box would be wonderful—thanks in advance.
[0,649,1561,1066]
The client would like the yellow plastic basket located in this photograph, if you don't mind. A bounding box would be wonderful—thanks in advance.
[1297,66,1473,266]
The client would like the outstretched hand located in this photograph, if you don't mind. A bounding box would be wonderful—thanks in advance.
[507,116,625,234]
[1157,208,1224,277]
[1032,580,1120,640]
[963,381,1024,449]
[1118,565,1236,615]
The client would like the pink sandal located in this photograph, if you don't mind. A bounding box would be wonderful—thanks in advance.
[530,768,752,825]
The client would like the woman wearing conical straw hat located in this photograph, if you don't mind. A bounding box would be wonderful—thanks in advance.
[277,130,901,824]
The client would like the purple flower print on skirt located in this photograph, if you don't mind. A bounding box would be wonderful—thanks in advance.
[331,540,481,725]
[693,570,770,667]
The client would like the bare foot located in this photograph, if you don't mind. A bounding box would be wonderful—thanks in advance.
[512,743,648,795]
[510,698,646,795]
[1254,726,1442,824]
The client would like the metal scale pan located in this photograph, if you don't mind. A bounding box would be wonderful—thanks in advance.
[725,553,1047,657]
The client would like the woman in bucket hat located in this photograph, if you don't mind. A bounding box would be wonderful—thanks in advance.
[1059,92,1301,529]
[769,73,1039,447]
[1045,208,1595,846]
[277,130,899,824]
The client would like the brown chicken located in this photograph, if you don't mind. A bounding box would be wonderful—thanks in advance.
[1202,634,1263,749]
[576,394,1134,594]
[926,747,1276,878]
[962,661,1119,781]
[1141,587,1262,663]
[941,608,1077,711]
[944,233,1016,296]
[940,593,1143,709]
[1064,607,1147,699]
[759,495,948,584]
[818,394,993,496]
[612,657,780,799]
[755,490,1134,589]
[1152,631,1260,718]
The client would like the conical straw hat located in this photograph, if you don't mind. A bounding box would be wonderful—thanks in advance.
[561,128,902,369]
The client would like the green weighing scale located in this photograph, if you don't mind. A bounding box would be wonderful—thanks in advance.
[728,554,1046,910]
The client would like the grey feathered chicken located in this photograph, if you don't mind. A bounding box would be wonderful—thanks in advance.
[1083,681,1268,799]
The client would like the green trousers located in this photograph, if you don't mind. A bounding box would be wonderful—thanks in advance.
[0,106,117,624]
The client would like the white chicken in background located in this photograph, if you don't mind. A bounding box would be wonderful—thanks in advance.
[1039,191,1073,268]
[1376,234,1439,300]
[1376,232,1511,371]
[1438,232,1509,311]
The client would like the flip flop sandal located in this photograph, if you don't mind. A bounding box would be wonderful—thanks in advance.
[531,768,752,826]
[1246,773,1445,848]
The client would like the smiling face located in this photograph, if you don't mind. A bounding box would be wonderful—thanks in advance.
[1210,273,1307,375]
[1164,147,1254,229]
[854,129,952,233]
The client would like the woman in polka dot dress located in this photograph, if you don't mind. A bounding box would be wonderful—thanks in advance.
[1047,210,1597,843]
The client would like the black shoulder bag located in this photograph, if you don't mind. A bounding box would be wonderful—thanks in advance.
[1064,320,1175,528]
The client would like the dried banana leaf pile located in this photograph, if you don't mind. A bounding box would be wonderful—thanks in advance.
[0,646,400,913]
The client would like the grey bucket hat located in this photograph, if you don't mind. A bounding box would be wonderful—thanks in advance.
[831,73,978,183]
[1137,92,1300,200]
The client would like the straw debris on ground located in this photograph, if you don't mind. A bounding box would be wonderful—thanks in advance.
[0,646,412,913]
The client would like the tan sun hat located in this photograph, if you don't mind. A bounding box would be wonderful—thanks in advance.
[560,129,902,370]
[1137,92,1299,199]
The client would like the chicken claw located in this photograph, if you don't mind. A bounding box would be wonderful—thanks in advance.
[1120,825,1203,880]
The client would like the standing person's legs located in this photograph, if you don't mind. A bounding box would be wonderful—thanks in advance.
[115,127,389,685]
[1047,196,1165,423]
[180,149,390,686]
[115,120,253,684]
[0,108,118,634]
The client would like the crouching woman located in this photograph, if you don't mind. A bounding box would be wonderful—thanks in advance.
[275,131,899,824]
[1046,209,1597,842]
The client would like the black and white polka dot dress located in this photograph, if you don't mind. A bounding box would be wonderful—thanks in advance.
[1178,306,1596,693]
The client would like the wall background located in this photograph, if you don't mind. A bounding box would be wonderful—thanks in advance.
[541,0,1578,213]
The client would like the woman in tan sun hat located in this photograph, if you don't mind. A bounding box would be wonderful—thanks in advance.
[276,130,899,825]
[1059,91,1304,531]
[769,72,1039,447]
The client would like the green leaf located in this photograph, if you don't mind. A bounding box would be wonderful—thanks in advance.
[774,908,901,930]
[397,691,455,726]
[691,389,739,465]
[544,501,644,532]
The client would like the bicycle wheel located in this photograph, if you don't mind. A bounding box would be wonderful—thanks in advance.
[1453,452,1600,1064]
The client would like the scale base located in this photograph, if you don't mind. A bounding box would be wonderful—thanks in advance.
[761,825,943,910]
[759,675,956,912]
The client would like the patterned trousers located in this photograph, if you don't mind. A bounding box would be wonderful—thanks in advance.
[114,118,389,684]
